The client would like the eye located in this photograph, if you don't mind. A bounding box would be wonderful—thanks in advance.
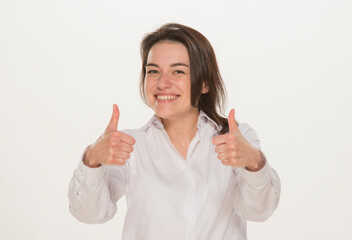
[147,69,159,74]
[174,70,185,74]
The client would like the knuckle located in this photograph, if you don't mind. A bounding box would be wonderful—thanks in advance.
[111,131,120,138]
[108,137,116,144]
[109,142,116,150]
[117,158,126,165]
[108,141,114,147]
[226,134,232,140]
[221,160,229,166]
[108,136,116,142]
[108,148,114,155]
[106,156,114,164]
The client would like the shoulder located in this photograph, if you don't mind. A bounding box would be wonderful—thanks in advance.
[238,122,254,134]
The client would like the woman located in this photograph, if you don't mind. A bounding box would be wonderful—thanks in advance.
[68,23,280,240]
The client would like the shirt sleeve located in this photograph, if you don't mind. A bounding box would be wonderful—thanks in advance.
[68,150,130,224]
[233,123,281,222]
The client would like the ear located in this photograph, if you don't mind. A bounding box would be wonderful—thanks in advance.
[201,82,209,94]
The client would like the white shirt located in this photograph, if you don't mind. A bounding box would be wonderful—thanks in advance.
[68,111,281,240]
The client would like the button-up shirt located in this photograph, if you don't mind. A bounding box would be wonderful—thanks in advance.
[68,111,281,240]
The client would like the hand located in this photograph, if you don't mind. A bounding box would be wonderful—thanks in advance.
[84,104,136,168]
[212,109,264,171]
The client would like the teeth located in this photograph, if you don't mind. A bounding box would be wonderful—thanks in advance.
[157,95,177,100]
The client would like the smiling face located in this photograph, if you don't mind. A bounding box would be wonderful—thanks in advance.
[144,41,199,121]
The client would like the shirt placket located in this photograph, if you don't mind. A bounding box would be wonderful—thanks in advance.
[159,125,201,240]
[185,132,201,240]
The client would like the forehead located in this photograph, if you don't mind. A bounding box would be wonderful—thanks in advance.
[147,41,189,65]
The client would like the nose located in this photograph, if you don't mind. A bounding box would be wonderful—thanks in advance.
[157,72,172,89]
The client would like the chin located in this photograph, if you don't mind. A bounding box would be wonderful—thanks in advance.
[154,109,174,120]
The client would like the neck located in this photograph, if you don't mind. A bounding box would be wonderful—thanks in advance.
[161,111,199,142]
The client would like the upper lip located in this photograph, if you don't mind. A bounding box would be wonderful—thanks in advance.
[154,93,180,96]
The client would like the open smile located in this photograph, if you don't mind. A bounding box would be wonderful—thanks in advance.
[155,94,180,102]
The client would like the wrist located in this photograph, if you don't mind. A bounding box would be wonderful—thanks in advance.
[245,148,265,172]
[82,146,101,168]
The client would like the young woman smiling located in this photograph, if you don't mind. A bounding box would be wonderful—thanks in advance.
[68,23,281,240]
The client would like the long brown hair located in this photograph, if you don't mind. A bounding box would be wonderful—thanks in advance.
[140,23,229,134]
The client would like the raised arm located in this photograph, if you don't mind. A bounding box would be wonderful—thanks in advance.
[68,104,135,223]
[213,109,281,221]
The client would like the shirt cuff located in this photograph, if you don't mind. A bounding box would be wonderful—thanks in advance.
[77,160,106,185]
[241,162,271,186]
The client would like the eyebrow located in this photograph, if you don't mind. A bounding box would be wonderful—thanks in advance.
[146,63,190,68]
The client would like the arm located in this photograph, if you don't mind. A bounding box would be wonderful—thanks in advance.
[233,123,281,222]
[212,109,281,221]
[68,148,130,224]
[68,104,135,223]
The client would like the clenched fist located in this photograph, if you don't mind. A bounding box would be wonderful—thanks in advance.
[83,104,136,168]
[212,109,264,172]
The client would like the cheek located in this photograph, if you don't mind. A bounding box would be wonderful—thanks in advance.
[177,80,191,99]
[144,79,151,93]
[144,79,156,101]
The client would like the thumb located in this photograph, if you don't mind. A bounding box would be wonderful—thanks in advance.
[106,104,119,133]
[228,109,239,133]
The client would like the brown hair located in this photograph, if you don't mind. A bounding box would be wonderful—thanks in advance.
[140,23,229,134]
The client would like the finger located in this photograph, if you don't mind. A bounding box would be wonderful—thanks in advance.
[110,158,127,166]
[110,131,136,146]
[114,142,134,153]
[113,151,130,159]
[106,104,120,134]
[228,109,240,134]
[221,160,231,166]
[214,144,227,153]
[212,135,227,145]
[118,132,136,145]
[217,152,229,161]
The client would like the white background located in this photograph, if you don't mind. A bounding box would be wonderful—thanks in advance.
[1,0,351,239]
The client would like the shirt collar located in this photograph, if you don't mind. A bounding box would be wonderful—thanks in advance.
[197,111,221,131]
[140,115,163,132]
[141,111,221,132]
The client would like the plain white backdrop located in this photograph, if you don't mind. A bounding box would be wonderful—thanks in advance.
[1,0,351,239]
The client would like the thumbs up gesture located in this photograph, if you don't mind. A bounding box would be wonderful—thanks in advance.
[83,104,136,168]
[212,109,264,171]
